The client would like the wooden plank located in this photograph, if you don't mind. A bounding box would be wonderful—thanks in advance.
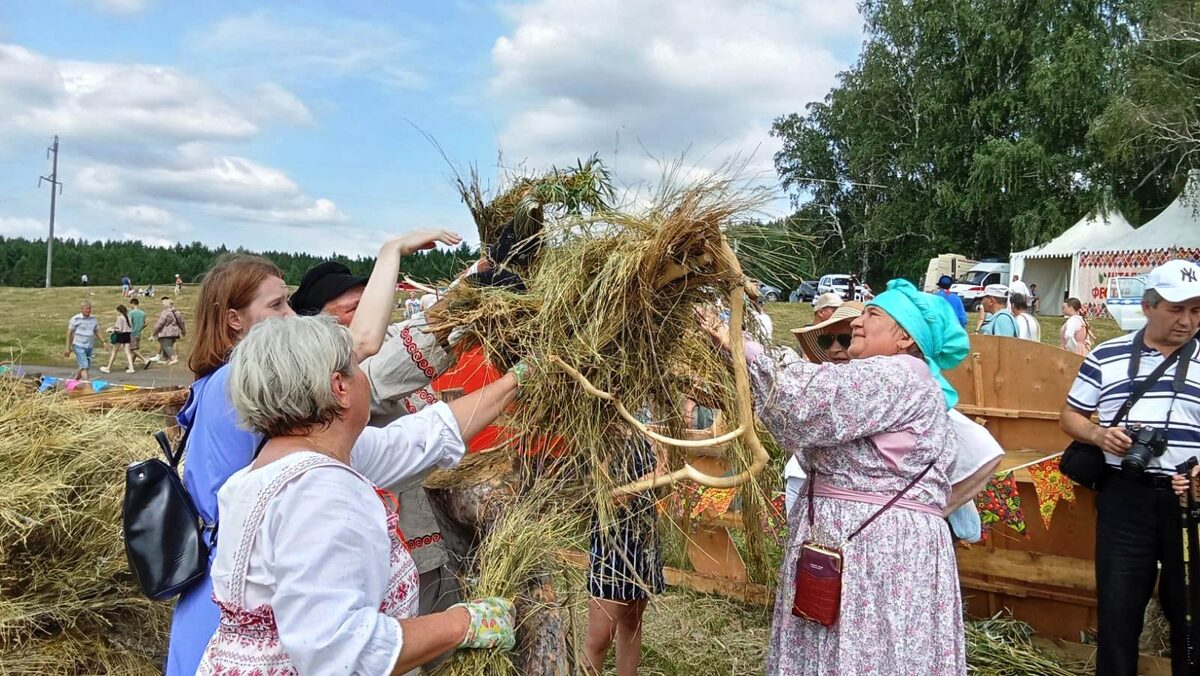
[556,549,772,606]
[956,547,1096,591]
[955,404,1061,421]
[960,576,1096,607]
[683,455,748,581]
[1029,639,1171,676]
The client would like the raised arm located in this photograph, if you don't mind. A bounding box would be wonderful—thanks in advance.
[350,230,462,361]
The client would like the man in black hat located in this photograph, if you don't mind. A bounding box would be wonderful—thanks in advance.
[290,230,470,622]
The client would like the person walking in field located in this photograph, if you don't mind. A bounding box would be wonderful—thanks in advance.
[81,273,88,287]
[127,298,149,365]
[1010,293,1041,342]
[65,301,104,380]
[100,304,136,374]
[1060,298,1094,356]
[150,297,186,365]
[174,273,183,295]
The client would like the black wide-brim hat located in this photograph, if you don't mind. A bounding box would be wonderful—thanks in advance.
[288,261,368,316]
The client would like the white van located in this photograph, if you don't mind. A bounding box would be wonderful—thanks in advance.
[1105,275,1146,333]
[949,262,1011,311]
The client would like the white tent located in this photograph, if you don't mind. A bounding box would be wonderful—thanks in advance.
[1075,170,1200,316]
[1010,210,1134,314]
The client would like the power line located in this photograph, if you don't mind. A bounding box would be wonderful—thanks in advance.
[38,136,62,289]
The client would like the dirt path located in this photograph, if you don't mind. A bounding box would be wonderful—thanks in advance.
[15,362,194,388]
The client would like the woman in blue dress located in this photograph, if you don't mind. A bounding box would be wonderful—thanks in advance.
[167,230,465,674]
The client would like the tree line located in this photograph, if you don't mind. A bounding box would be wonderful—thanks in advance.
[769,0,1200,285]
[0,237,479,288]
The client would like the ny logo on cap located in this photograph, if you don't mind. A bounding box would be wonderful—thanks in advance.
[1184,267,1198,283]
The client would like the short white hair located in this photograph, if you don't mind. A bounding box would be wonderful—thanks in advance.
[228,315,355,437]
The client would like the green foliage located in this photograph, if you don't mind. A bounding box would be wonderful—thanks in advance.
[0,237,479,288]
[1090,0,1200,213]
[771,0,1178,285]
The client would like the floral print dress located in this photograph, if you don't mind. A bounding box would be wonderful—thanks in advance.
[748,349,966,675]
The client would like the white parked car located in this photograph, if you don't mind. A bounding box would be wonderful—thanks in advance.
[948,261,1010,311]
[1105,275,1146,333]
[815,274,873,302]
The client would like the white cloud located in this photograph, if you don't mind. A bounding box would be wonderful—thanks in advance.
[0,42,343,238]
[490,0,860,187]
[191,10,424,89]
[84,0,153,14]
[0,215,86,241]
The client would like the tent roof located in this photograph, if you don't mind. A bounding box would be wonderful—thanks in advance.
[1086,170,1200,254]
[1011,209,1134,260]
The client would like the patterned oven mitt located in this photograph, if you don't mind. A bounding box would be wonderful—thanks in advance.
[455,597,517,650]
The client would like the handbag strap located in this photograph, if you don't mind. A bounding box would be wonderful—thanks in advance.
[807,461,937,544]
[1113,333,1196,428]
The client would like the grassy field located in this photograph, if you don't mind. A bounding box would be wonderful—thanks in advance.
[0,285,201,367]
[0,286,1125,370]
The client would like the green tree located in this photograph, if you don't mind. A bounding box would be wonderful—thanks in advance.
[771,0,1166,284]
[0,237,478,288]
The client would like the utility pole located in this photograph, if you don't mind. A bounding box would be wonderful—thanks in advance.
[38,136,62,288]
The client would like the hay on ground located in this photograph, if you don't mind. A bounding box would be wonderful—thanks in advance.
[0,379,169,675]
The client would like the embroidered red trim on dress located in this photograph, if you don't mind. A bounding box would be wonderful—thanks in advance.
[400,326,436,378]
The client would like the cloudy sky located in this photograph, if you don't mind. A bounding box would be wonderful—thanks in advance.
[0,0,862,256]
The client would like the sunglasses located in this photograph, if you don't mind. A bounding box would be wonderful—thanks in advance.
[816,333,852,350]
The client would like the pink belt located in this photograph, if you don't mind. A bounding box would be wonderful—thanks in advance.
[812,480,944,518]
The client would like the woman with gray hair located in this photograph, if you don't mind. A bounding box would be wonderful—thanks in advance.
[198,315,522,674]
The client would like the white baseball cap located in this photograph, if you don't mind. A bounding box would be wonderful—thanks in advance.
[984,284,1009,299]
[813,293,844,312]
[1147,259,1200,302]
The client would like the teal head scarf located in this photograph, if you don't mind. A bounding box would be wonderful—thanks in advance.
[866,279,970,408]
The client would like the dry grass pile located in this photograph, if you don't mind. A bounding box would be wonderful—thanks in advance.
[0,379,169,674]
[429,175,779,516]
[966,613,1090,675]
[455,155,614,249]
[428,171,791,673]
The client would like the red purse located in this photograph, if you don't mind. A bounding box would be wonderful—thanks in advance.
[791,463,934,627]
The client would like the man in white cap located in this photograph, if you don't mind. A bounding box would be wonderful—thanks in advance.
[811,292,844,324]
[1061,259,1200,674]
[977,284,1019,337]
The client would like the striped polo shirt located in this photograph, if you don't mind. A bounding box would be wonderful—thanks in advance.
[1067,332,1200,475]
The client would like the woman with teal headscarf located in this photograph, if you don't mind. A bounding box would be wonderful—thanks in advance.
[703,278,970,675]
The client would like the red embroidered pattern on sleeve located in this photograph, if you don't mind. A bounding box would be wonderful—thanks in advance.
[405,532,443,550]
[400,326,436,378]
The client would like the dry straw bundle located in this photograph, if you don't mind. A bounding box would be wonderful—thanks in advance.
[428,167,787,673]
[0,379,168,675]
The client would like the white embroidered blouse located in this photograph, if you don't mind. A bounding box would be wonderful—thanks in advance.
[207,402,466,674]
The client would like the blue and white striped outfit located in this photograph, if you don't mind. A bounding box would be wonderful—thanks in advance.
[1067,332,1200,475]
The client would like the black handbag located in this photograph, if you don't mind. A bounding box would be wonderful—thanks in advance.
[122,419,213,601]
[1060,334,1195,490]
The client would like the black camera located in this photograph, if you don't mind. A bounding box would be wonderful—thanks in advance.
[1120,425,1170,477]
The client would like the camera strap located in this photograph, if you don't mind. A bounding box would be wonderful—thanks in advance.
[1114,333,1197,428]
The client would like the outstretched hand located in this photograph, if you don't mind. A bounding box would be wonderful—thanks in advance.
[386,229,462,256]
[695,306,731,353]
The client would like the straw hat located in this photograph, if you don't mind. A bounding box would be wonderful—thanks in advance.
[791,301,865,363]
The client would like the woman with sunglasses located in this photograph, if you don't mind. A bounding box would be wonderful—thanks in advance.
[780,303,863,511]
[703,279,970,674]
